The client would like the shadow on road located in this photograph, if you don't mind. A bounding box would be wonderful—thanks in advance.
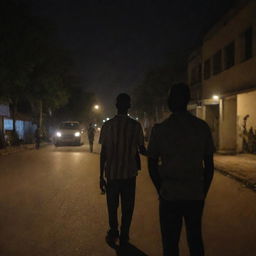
[52,145,87,152]
[51,143,101,154]
[114,243,148,256]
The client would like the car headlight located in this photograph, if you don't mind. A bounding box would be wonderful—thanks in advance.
[74,132,81,137]
[56,132,62,137]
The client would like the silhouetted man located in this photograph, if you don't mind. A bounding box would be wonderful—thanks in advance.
[99,93,146,247]
[147,83,214,256]
[87,123,95,152]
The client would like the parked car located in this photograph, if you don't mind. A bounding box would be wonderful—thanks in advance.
[54,121,83,146]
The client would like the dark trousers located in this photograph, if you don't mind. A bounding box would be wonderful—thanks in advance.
[106,177,136,238]
[159,199,205,256]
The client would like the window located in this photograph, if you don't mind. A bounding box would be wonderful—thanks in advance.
[197,64,202,83]
[4,119,13,130]
[241,27,253,62]
[191,67,197,85]
[224,41,235,69]
[213,50,222,75]
[204,59,211,80]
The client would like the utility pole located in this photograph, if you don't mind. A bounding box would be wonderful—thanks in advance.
[39,100,43,130]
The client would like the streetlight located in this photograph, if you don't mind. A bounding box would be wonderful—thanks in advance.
[94,104,100,110]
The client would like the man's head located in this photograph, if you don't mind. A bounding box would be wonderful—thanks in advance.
[116,93,131,112]
[168,83,191,112]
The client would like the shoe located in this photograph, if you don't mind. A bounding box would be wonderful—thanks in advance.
[105,229,119,248]
[119,234,129,247]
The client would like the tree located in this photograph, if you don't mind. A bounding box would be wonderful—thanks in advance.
[53,86,97,125]
[0,1,35,141]
[27,45,72,129]
[0,0,72,143]
[132,51,187,122]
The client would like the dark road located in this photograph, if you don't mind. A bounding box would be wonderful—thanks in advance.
[0,144,256,256]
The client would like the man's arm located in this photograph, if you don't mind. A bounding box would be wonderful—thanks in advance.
[99,144,107,193]
[99,125,107,193]
[204,153,214,195]
[148,157,161,193]
[100,144,106,178]
[204,125,215,196]
[137,123,147,156]
[147,125,161,194]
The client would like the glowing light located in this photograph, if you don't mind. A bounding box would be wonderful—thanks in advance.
[106,117,110,121]
[94,105,100,110]
[74,132,81,137]
[94,124,97,127]
[103,119,106,123]
[97,127,101,131]
[56,132,62,137]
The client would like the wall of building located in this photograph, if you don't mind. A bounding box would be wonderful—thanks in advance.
[4,118,36,143]
[202,1,256,99]
[203,58,256,99]
[219,96,237,152]
[196,106,204,120]
[188,51,202,101]
[237,90,256,152]
[204,104,219,149]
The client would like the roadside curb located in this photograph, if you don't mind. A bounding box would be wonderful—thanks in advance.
[0,143,49,156]
[215,168,256,193]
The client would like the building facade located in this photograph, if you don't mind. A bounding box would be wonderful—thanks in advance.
[188,0,256,153]
[0,104,36,144]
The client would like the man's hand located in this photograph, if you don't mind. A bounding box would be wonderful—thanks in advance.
[100,177,107,194]
[148,157,161,194]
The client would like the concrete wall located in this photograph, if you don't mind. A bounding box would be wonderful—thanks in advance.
[219,97,237,152]
[204,105,219,149]
[188,52,202,100]
[202,1,256,99]
[196,106,204,120]
[237,90,256,152]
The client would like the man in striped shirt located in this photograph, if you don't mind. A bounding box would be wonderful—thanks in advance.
[99,93,146,247]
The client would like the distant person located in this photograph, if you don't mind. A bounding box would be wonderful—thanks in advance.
[147,83,214,256]
[34,127,40,150]
[99,93,146,248]
[87,123,95,152]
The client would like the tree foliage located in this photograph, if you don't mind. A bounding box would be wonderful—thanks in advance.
[54,86,97,124]
[0,0,75,142]
[132,52,187,119]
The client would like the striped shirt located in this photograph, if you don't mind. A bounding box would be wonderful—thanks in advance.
[99,115,144,180]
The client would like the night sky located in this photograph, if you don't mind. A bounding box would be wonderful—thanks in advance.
[30,0,235,115]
